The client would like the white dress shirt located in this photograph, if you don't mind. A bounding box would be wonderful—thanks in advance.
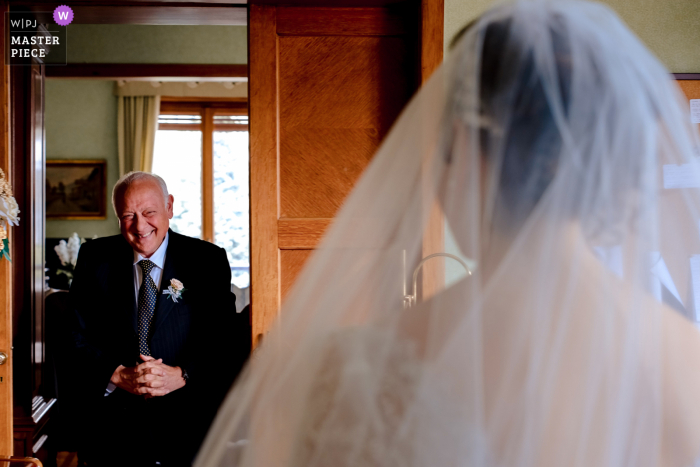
[105,232,170,396]
[133,231,169,296]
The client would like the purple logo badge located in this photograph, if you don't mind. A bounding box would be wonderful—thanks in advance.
[53,5,73,26]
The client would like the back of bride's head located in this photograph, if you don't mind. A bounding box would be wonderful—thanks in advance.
[447,1,696,245]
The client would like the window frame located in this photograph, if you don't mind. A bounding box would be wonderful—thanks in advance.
[158,97,248,243]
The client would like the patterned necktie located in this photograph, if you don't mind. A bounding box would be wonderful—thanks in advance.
[137,259,158,356]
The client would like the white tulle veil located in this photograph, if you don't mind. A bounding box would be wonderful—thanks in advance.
[197,1,700,466]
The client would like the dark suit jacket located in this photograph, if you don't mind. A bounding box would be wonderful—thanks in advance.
[68,230,250,465]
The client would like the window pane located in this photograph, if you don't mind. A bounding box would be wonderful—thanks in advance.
[152,129,202,239]
[213,130,249,288]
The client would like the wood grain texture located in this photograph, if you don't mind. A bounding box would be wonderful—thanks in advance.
[45,64,248,80]
[0,1,12,455]
[420,0,443,82]
[249,2,442,342]
[278,218,331,249]
[249,4,280,347]
[278,35,412,218]
[277,7,407,36]
[280,250,313,301]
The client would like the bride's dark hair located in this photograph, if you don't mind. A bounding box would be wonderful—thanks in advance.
[452,14,573,223]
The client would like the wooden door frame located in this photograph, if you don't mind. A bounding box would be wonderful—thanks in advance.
[0,1,13,456]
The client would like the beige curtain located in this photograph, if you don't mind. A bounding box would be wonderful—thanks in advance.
[117,95,161,176]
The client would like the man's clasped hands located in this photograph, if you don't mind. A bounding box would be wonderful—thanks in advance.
[110,354,186,398]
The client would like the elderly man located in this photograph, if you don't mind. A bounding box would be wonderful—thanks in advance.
[69,171,250,467]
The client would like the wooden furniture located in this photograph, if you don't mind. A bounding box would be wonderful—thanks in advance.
[0,457,43,467]
[249,0,444,346]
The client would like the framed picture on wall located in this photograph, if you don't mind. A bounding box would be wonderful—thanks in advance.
[46,160,107,219]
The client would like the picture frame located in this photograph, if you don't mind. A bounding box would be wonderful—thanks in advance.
[46,160,107,219]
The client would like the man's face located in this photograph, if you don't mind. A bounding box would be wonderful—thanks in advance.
[116,179,174,258]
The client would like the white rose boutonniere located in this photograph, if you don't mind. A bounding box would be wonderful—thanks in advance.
[0,195,20,227]
[163,278,186,302]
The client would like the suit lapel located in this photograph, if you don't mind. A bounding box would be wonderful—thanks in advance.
[153,231,178,332]
[116,237,138,333]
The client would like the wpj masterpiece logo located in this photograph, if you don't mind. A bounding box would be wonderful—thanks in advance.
[5,5,71,65]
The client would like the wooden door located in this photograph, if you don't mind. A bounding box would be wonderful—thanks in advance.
[0,1,13,455]
[249,1,443,345]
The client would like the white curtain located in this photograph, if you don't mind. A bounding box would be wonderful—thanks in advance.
[117,95,161,176]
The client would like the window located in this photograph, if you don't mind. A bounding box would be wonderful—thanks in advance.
[152,100,249,288]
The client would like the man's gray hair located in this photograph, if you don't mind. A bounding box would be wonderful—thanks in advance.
[112,171,170,215]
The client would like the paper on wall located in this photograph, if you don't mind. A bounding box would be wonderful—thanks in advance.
[692,99,700,124]
[663,163,700,189]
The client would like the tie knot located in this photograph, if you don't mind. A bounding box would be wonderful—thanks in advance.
[138,259,155,275]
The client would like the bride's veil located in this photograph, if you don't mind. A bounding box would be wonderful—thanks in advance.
[197,1,700,465]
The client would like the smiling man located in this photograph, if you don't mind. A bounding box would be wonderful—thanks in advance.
[68,171,250,467]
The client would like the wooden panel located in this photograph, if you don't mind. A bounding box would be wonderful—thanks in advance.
[46,64,248,81]
[277,7,408,36]
[678,79,700,99]
[249,1,443,344]
[278,35,412,218]
[281,250,313,300]
[278,218,331,249]
[420,0,443,81]
[249,4,279,348]
[0,0,13,455]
